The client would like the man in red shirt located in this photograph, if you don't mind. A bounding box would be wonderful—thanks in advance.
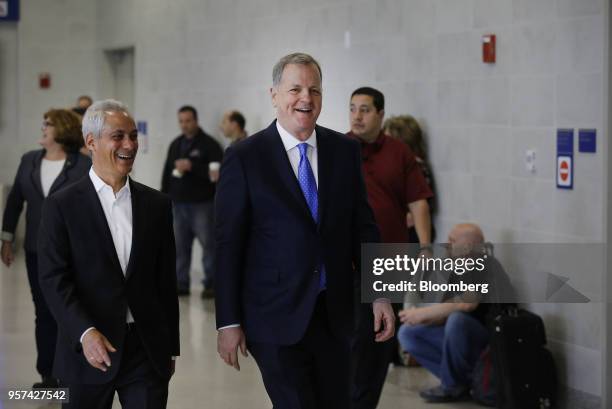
[348,87,433,409]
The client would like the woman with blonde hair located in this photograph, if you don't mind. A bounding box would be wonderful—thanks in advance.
[384,115,437,242]
[1,109,91,388]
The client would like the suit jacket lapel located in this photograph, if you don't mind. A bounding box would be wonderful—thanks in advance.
[30,150,45,198]
[48,152,76,195]
[80,177,125,281]
[125,180,146,280]
[315,126,334,231]
[264,121,317,229]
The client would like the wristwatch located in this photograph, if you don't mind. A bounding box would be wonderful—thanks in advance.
[419,244,432,252]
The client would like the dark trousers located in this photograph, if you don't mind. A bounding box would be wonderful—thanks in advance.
[173,201,216,290]
[25,251,57,377]
[350,302,400,409]
[63,326,169,409]
[248,293,351,409]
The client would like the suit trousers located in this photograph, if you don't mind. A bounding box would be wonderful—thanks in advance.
[63,324,169,409]
[350,302,401,409]
[25,251,57,377]
[248,293,352,409]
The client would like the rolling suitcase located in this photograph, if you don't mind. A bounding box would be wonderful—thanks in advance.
[488,306,558,409]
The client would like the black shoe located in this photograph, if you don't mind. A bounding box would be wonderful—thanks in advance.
[201,288,215,299]
[177,288,190,296]
[33,376,59,389]
[419,384,470,403]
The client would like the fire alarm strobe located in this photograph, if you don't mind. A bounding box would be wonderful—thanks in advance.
[39,73,51,89]
[482,34,496,64]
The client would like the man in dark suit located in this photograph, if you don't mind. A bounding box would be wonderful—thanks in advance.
[38,99,179,409]
[215,52,395,409]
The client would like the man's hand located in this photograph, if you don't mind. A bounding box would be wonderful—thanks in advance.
[372,300,395,342]
[398,307,426,326]
[82,329,116,372]
[217,326,248,371]
[1,241,14,267]
[174,159,192,173]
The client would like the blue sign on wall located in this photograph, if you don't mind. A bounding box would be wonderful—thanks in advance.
[137,121,148,135]
[578,129,596,153]
[137,121,148,153]
[557,129,574,155]
[0,0,19,22]
[556,129,574,190]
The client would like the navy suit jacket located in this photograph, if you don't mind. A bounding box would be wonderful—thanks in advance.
[38,176,180,383]
[1,150,91,252]
[215,121,379,345]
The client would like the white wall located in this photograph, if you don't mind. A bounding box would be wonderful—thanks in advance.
[603,0,611,403]
[0,0,607,397]
[93,0,608,394]
[0,0,97,185]
[0,22,19,182]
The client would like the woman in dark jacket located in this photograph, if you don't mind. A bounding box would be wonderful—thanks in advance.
[1,109,91,388]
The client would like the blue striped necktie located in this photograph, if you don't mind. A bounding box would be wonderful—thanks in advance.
[297,143,326,291]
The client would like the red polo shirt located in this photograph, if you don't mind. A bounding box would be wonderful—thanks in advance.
[348,131,433,243]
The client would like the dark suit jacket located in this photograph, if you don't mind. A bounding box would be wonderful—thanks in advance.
[1,150,91,252]
[37,175,180,384]
[215,121,379,345]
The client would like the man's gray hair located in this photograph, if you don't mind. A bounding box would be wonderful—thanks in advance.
[82,99,131,140]
[272,52,322,87]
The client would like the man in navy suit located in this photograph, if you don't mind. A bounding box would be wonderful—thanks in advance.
[215,52,395,408]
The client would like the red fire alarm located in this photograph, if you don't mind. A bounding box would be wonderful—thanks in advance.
[39,73,51,89]
[482,34,496,64]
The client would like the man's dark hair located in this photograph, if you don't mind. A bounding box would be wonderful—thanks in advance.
[77,95,93,105]
[178,105,198,121]
[351,87,385,112]
[229,111,246,131]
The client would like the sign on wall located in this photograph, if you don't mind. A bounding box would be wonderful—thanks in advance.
[557,129,574,190]
[0,0,19,22]
[137,121,148,153]
[578,129,596,153]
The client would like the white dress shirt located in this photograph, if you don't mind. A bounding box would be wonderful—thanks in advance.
[80,167,134,342]
[40,158,65,197]
[276,121,319,186]
[218,121,319,331]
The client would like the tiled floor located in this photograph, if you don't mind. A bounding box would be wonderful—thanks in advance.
[0,254,482,409]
